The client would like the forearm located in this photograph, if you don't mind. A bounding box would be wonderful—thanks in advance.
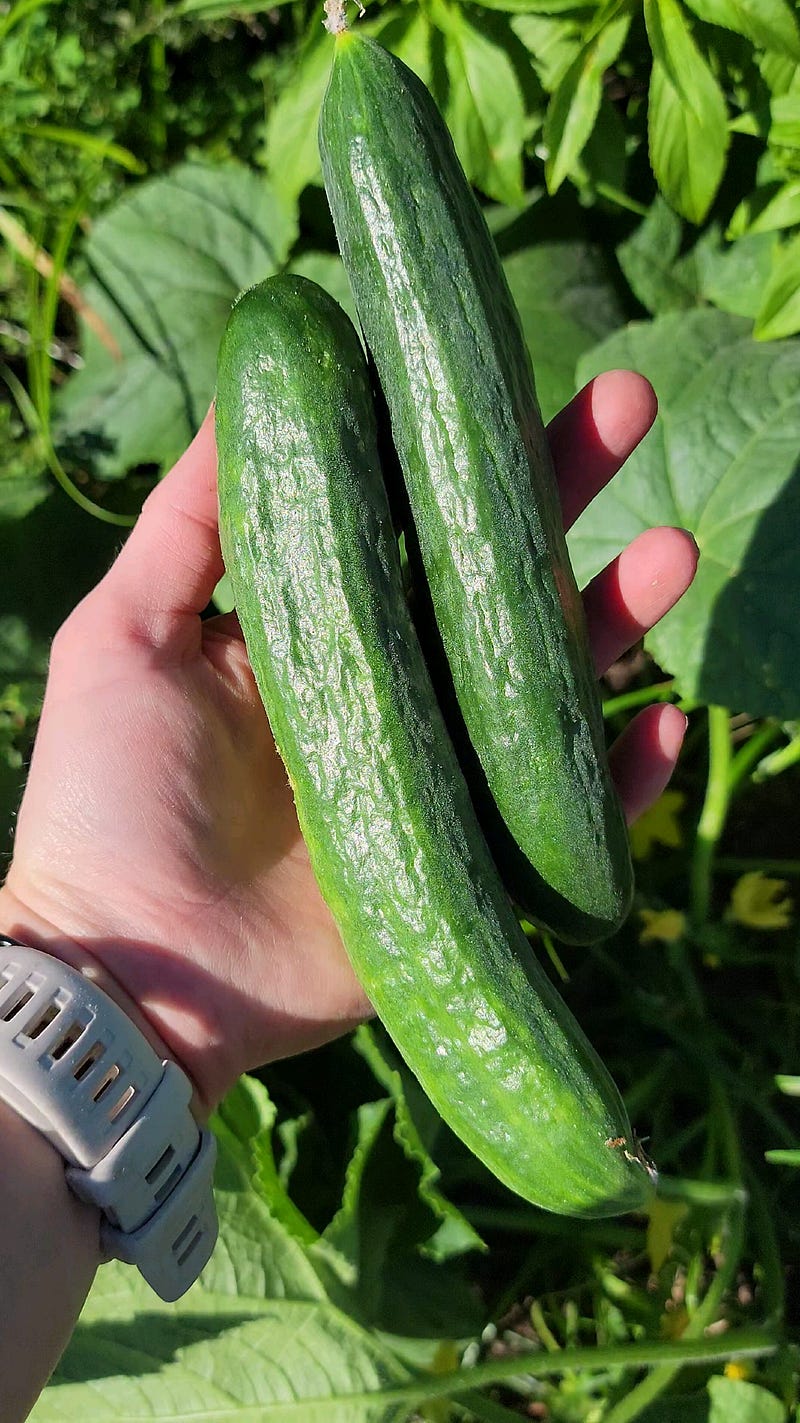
[0,1097,101,1422]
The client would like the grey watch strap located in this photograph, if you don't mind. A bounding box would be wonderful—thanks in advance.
[0,937,218,1301]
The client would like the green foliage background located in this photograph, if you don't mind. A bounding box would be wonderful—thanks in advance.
[1,0,799,1418]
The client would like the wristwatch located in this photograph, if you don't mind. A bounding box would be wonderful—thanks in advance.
[0,936,218,1302]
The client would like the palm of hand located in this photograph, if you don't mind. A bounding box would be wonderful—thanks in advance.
[0,380,696,1112]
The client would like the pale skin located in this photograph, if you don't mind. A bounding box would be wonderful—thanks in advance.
[0,371,698,1420]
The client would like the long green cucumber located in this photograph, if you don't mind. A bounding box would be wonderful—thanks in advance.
[319,32,633,945]
[216,274,653,1216]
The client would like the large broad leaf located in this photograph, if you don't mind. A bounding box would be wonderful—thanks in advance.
[56,163,298,477]
[503,231,628,419]
[644,0,729,224]
[33,1295,410,1421]
[34,1075,411,1422]
[696,231,777,318]
[569,310,800,717]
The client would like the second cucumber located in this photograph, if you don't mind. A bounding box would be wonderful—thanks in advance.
[319,32,633,944]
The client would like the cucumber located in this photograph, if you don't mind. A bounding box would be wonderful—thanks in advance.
[216,274,653,1216]
[319,33,633,945]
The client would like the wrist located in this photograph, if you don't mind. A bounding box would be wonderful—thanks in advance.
[0,883,207,1123]
[0,1093,102,1422]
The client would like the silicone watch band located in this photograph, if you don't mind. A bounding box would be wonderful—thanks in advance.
[0,937,218,1302]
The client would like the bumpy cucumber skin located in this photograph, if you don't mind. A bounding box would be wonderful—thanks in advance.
[216,275,651,1217]
[319,35,633,945]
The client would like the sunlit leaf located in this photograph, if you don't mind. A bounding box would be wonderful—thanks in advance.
[645,0,729,223]
[683,0,800,63]
[544,9,630,192]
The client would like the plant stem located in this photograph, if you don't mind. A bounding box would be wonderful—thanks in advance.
[728,722,782,796]
[602,683,677,718]
[357,1331,777,1415]
[753,729,800,782]
[715,857,800,877]
[690,706,732,926]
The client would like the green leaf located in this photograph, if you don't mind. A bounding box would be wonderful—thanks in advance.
[617,195,698,313]
[474,0,599,10]
[765,1147,800,1163]
[728,179,800,236]
[261,31,333,201]
[371,7,435,86]
[319,1092,484,1343]
[544,8,631,192]
[503,227,627,418]
[436,1,531,205]
[175,0,291,13]
[353,1026,484,1264]
[682,0,800,63]
[754,232,800,338]
[770,92,800,148]
[511,12,584,91]
[759,49,798,97]
[34,1295,410,1420]
[707,1376,785,1423]
[570,310,800,717]
[645,0,730,223]
[696,230,777,317]
[56,163,297,477]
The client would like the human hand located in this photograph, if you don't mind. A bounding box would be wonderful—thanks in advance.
[0,371,697,1114]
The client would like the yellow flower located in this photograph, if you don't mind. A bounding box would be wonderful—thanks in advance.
[724,1361,751,1381]
[629,791,686,860]
[728,872,793,930]
[639,908,687,945]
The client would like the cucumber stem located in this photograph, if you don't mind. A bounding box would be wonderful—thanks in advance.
[323,0,353,34]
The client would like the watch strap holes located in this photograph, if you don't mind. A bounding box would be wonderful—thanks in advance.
[92,1062,121,1103]
[23,998,62,1040]
[108,1083,137,1123]
[146,1144,186,1204]
[154,1163,183,1204]
[2,985,35,1023]
[50,1021,86,1061]
[172,1214,203,1268]
[73,1041,105,1082]
[145,1143,174,1185]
